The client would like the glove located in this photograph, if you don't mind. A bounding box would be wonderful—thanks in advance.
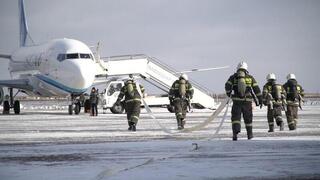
[226,92,231,97]
[260,103,263,109]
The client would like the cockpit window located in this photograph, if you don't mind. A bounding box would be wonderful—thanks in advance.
[80,54,91,59]
[57,53,94,62]
[66,53,79,59]
[57,54,66,61]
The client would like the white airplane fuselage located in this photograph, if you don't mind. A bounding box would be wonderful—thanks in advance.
[9,38,96,97]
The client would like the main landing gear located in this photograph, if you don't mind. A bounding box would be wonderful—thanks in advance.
[2,88,20,115]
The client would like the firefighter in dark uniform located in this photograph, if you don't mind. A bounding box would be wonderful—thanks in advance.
[225,61,262,141]
[262,73,286,132]
[169,74,194,130]
[283,73,304,130]
[90,87,99,116]
[115,75,145,131]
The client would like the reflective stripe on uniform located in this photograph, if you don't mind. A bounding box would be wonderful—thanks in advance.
[232,120,241,124]
[245,123,252,127]
[226,81,233,85]
[131,116,139,120]
[252,83,258,87]
[125,98,141,103]
[268,122,274,125]
[255,92,262,96]
[288,121,295,125]
[232,97,253,102]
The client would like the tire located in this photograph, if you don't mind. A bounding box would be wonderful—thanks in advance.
[74,103,80,115]
[3,101,10,114]
[13,100,20,114]
[167,105,175,113]
[68,105,73,115]
[84,100,91,113]
[110,103,124,114]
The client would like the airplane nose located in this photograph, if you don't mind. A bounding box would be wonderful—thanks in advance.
[62,60,96,91]
[73,61,96,89]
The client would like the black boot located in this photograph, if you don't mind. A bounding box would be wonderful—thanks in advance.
[128,122,133,131]
[268,126,274,132]
[177,118,183,130]
[246,126,253,140]
[288,123,296,131]
[181,119,185,129]
[232,133,238,141]
[132,123,136,131]
[280,122,284,131]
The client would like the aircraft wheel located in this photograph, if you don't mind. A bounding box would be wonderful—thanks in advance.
[13,100,20,114]
[68,105,73,115]
[3,101,10,114]
[110,103,124,114]
[74,103,80,115]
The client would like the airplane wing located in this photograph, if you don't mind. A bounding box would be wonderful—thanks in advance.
[0,79,33,91]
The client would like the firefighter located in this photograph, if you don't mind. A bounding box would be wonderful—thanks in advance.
[225,61,262,141]
[283,74,304,130]
[90,87,98,116]
[115,75,145,131]
[262,73,286,132]
[169,74,194,130]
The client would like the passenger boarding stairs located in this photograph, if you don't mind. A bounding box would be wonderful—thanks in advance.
[98,54,218,109]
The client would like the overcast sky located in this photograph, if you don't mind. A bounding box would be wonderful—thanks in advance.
[0,0,319,94]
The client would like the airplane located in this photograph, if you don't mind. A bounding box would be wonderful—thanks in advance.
[0,0,229,116]
[0,0,97,115]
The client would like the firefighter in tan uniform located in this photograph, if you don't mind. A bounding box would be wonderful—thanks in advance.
[115,75,145,131]
[169,74,194,130]
[225,62,262,141]
[283,74,304,130]
[262,73,286,132]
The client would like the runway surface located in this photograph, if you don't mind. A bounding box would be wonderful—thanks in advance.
[0,101,319,179]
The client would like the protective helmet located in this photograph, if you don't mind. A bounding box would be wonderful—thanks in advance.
[237,61,248,71]
[266,73,276,81]
[286,73,296,80]
[180,73,188,80]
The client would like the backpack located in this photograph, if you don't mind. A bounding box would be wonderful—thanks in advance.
[178,79,187,98]
[271,84,282,101]
[288,82,299,101]
[237,71,247,98]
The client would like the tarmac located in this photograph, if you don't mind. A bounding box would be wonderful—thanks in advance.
[0,101,319,179]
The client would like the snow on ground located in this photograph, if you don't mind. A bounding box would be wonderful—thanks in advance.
[0,101,320,179]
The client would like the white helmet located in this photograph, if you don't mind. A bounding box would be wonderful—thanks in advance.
[237,61,248,71]
[266,73,276,81]
[287,73,296,80]
[180,73,188,80]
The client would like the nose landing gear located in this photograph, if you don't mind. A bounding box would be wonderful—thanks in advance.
[68,94,81,115]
